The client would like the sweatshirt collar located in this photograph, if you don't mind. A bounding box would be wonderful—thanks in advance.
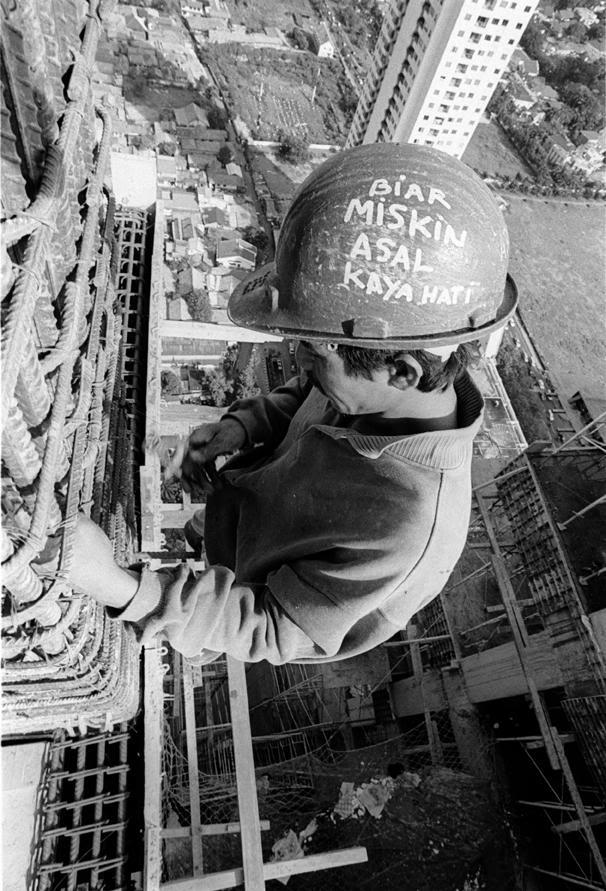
[314,370,484,470]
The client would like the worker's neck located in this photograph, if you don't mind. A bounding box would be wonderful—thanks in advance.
[348,384,458,436]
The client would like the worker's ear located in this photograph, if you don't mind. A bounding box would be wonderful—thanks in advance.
[386,353,423,390]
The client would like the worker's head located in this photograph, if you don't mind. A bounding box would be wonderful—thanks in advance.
[229,142,516,356]
[294,339,479,415]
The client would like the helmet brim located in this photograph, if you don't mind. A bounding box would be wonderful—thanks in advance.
[228,263,518,350]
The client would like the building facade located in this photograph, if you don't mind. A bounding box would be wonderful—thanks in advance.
[346,0,539,157]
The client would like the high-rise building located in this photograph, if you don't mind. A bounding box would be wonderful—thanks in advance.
[346,0,539,157]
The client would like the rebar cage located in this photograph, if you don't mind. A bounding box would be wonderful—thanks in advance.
[1,0,140,735]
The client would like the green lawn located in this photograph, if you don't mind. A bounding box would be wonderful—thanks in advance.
[504,195,606,398]
[463,118,534,179]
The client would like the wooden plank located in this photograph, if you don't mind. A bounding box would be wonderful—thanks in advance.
[161,821,270,839]
[226,655,265,891]
[525,865,605,890]
[553,811,606,835]
[143,644,164,891]
[182,659,204,876]
[160,846,368,890]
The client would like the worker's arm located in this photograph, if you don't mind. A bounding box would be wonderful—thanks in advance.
[110,563,322,664]
[182,375,311,471]
[68,515,320,664]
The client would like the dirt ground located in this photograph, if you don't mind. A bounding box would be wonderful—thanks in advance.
[462,118,534,179]
[503,195,606,399]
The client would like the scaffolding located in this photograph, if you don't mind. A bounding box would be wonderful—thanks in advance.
[437,428,606,889]
[143,644,368,890]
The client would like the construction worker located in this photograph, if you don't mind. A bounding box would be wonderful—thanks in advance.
[69,143,517,664]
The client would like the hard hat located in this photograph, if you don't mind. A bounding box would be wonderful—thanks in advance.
[229,143,517,349]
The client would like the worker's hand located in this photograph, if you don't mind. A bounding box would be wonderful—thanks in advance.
[67,514,140,608]
[180,419,246,493]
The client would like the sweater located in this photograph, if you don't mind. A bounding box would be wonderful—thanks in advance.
[115,372,483,664]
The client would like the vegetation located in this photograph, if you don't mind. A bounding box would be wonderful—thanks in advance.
[217,144,234,166]
[184,289,213,323]
[161,370,182,397]
[207,105,229,130]
[487,91,589,192]
[277,129,310,164]
[496,341,552,444]
[241,226,269,252]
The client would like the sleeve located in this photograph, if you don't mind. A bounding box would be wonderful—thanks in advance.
[109,563,323,665]
[221,374,311,449]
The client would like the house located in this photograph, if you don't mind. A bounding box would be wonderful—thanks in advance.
[174,103,208,128]
[509,79,536,111]
[207,170,243,193]
[546,131,574,166]
[225,162,243,178]
[166,295,191,321]
[310,22,335,58]
[157,155,178,183]
[575,7,598,27]
[186,152,216,171]
[198,128,228,142]
[206,265,248,306]
[571,130,606,174]
[510,48,540,78]
[177,266,207,295]
[202,206,229,229]
[216,238,256,270]
[530,77,559,102]
[167,189,200,214]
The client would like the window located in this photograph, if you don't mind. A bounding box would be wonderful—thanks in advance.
[423,115,429,120]
[476,16,488,27]
[456,63,468,72]
[508,38,515,44]
[446,91,456,99]
[451,78,462,86]
[464,13,472,19]
[502,19,509,25]
[516,22,523,28]
[458,29,465,36]
[470,31,481,42]
[494,35,501,41]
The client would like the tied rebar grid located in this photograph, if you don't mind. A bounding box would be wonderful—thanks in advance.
[33,723,131,891]
[1,0,141,736]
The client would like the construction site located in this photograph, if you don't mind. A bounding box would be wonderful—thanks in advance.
[2,1,605,890]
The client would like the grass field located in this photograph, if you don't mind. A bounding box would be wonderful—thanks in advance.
[463,118,534,179]
[504,195,606,398]
[225,0,317,31]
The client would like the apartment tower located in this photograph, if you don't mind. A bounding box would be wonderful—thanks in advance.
[346,0,539,157]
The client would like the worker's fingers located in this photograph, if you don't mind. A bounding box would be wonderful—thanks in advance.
[187,420,245,464]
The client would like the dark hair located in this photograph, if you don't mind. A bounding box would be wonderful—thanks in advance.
[337,341,480,392]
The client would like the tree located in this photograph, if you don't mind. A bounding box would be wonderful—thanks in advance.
[233,361,260,400]
[161,370,182,397]
[222,344,238,380]
[559,82,604,131]
[207,105,228,130]
[242,226,269,253]
[520,19,543,59]
[185,289,213,323]
[276,129,309,164]
[217,144,234,166]
[205,369,231,407]
[567,21,589,42]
